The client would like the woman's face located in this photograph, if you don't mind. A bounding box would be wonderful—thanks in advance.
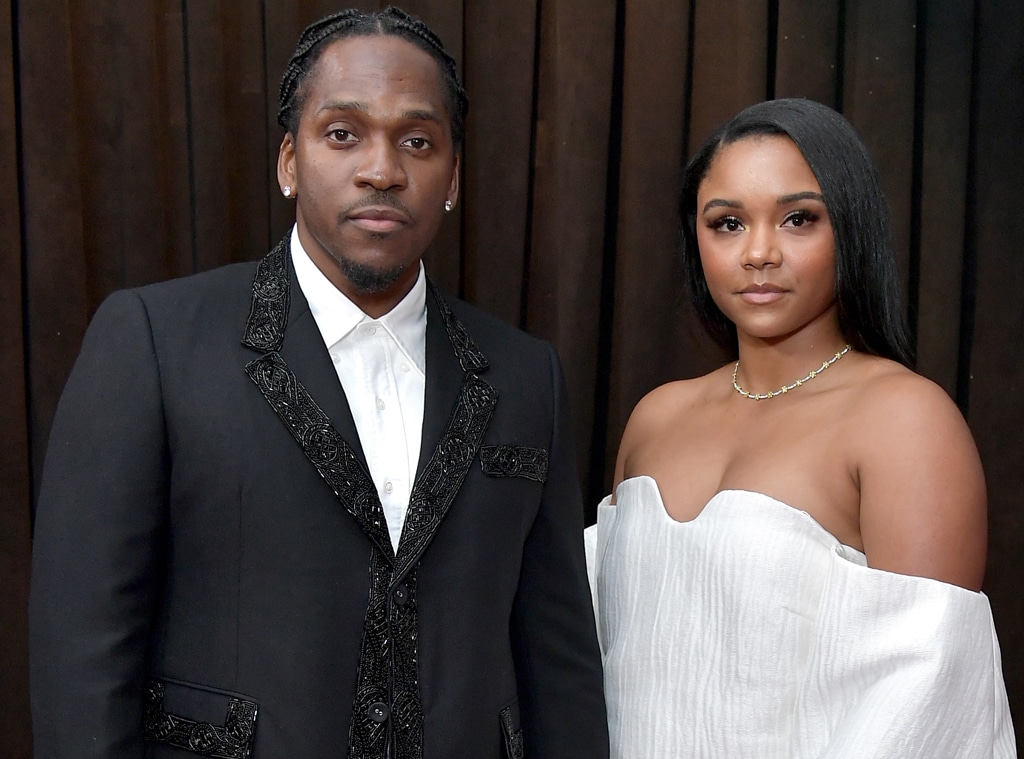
[695,135,839,345]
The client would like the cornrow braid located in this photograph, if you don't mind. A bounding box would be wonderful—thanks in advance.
[277,6,468,148]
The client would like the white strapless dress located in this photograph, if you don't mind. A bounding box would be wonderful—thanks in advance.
[585,476,1016,758]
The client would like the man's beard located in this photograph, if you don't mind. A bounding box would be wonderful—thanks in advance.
[332,248,409,295]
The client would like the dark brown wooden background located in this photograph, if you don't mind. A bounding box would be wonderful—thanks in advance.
[2,0,1021,754]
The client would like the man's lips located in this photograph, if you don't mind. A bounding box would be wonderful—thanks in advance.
[738,283,786,304]
[347,207,411,233]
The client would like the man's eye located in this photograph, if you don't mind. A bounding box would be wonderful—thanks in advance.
[404,137,429,149]
[329,129,353,142]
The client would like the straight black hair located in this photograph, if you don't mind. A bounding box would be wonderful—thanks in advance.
[679,98,914,367]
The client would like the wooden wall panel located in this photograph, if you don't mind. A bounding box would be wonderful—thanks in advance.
[774,0,841,105]
[968,0,1024,735]
[527,0,618,501]
[0,0,32,752]
[461,0,538,322]
[689,0,770,143]
[19,0,91,482]
[915,1,973,395]
[841,0,917,291]
[606,0,704,493]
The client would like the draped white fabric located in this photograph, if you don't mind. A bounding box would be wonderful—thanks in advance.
[586,476,1016,758]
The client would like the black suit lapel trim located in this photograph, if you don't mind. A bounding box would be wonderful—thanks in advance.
[241,237,290,353]
[241,237,390,558]
[241,248,500,759]
[395,282,497,576]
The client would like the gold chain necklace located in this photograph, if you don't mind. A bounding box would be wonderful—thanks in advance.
[732,345,852,401]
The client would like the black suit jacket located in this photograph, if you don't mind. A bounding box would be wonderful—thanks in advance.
[29,239,609,758]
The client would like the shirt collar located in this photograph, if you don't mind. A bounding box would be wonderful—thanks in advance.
[290,225,427,373]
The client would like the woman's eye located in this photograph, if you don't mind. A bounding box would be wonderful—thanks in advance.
[783,211,818,228]
[710,217,743,233]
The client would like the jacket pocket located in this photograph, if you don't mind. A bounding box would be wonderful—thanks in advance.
[499,702,524,759]
[480,445,548,482]
[143,676,258,758]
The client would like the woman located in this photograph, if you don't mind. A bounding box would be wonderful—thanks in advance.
[587,99,1015,757]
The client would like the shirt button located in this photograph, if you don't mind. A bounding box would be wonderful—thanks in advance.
[376,397,386,410]
[367,702,389,723]
[366,325,377,336]
[383,481,394,494]
[400,363,410,373]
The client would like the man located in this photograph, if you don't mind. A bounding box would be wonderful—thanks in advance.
[29,8,608,758]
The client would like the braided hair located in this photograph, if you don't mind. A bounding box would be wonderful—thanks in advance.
[277,6,468,148]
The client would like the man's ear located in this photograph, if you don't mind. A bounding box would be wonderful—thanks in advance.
[446,152,460,208]
[277,132,297,196]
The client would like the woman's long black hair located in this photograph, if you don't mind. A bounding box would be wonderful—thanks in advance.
[679,98,914,367]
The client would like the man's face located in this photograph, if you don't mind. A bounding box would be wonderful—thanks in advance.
[278,34,459,315]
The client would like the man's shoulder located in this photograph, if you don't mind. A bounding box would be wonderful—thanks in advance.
[434,289,548,355]
[86,260,261,344]
[130,259,260,308]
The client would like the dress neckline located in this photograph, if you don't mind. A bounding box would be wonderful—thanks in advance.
[611,475,865,559]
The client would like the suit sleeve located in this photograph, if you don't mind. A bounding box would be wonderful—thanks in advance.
[30,289,168,758]
[510,344,610,758]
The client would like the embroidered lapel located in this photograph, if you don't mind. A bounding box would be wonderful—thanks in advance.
[242,239,391,558]
[394,283,497,576]
[241,239,499,759]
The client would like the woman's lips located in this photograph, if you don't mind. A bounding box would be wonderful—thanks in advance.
[738,284,786,305]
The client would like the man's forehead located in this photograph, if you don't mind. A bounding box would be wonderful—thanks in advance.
[316,36,442,80]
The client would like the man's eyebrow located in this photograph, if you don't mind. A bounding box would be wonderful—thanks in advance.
[401,108,444,127]
[702,198,742,213]
[317,100,368,116]
[314,102,444,127]
[778,191,825,204]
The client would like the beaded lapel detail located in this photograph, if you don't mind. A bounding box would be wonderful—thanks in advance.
[241,237,497,758]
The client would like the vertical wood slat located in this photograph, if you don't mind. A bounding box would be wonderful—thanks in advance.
[184,0,267,271]
[840,0,917,293]
[968,0,1024,736]
[915,1,974,395]
[460,0,538,323]
[156,1,197,280]
[19,0,90,481]
[774,0,841,105]
[66,1,187,297]
[526,0,618,494]
[606,0,705,490]
[0,0,32,751]
[689,0,770,144]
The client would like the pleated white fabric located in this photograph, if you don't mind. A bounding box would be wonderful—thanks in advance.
[585,475,1016,758]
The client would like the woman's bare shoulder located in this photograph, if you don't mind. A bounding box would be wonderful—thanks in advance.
[843,355,987,589]
[626,368,728,433]
[612,367,731,490]
[844,357,973,444]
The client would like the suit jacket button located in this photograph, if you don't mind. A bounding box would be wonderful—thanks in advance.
[367,702,390,723]
[393,584,408,606]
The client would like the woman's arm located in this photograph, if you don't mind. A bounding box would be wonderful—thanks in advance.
[855,372,987,590]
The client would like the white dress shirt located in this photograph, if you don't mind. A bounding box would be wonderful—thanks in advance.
[290,226,426,552]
